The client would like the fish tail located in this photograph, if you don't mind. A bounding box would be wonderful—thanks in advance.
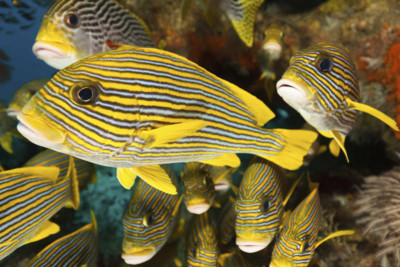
[257,129,318,170]
[222,0,264,46]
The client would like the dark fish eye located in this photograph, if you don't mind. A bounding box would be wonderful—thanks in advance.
[73,85,98,105]
[316,57,333,73]
[260,197,270,212]
[190,247,196,256]
[64,13,79,28]
[302,241,310,252]
[143,212,153,227]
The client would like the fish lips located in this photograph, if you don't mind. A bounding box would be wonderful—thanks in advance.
[17,113,66,148]
[122,247,157,265]
[236,236,273,253]
[276,78,313,110]
[186,202,211,214]
[32,41,76,69]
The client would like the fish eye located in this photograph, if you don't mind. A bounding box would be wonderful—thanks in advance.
[143,212,153,227]
[64,12,79,28]
[299,236,310,253]
[316,56,333,73]
[260,197,270,212]
[72,85,98,105]
[190,246,196,257]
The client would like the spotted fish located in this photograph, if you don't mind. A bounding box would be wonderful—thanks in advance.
[121,165,181,265]
[33,0,154,69]
[270,185,354,267]
[276,42,399,161]
[17,45,318,195]
[8,79,49,118]
[235,157,285,253]
[186,212,219,267]
[0,160,79,260]
[27,211,98,267]
[182,162,216,214]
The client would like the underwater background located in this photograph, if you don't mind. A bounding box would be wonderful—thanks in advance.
[1,0,400,266]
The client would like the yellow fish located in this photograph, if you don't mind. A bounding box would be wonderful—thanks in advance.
[276,42,399,162]
[17,45,318,195]
[33,0,153,69]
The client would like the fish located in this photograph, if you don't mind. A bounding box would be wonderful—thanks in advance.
[186,212,219,267]
[235,157,285,253]
[33,0,154,70]
[0,103,17,154]
[210,165,236,194]
[260,24,284,103]
[7,79,49,118]
[270,184,354,267]
[276,42,399,162]
[181,0,264,47]
[0,160,79,260]
[121,165,181,265]
[27,211,98,267]
[17,45,318,195]
[182,162,216,214]
[24,148,96,189]
[218,249,253,267]
[217,195,236,247]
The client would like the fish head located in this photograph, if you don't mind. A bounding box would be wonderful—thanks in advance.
[8,79,48,118]
[262,24,284,59]
[277,42,360,135]
[182,163,216,214]
[16,59,141,165]
[33,1,104,69]
[235,158,285,253]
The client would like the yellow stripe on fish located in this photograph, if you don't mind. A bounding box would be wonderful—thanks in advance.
[182,162,216,214]
[8,79,49,118]
[33,0,154,69]
[186,212,219,267]
[121,165,181,265]
[277,42,399,162]
[17,45,318,195]
[270,184,354,267]
[235,157,285,253]
[27,211,98,267]
[0,163,79,260]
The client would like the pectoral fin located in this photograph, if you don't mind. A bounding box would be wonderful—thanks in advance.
[140,120,208,149]
[25,221,60,245]
[328,139,340,157]
[315,230,355,248]
[200,154,241,168]
[0,133,13,154]
[330,130,349,163]
[346,97,399,131]
[118,165,178,195]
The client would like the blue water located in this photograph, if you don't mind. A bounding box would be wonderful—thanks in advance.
[0,0,54,104]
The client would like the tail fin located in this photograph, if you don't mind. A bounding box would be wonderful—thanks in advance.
[258,129,318,170]
[221,0,264,47]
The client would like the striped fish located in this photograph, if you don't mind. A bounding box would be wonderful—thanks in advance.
[121,165,181,265]
[17,45,318,195]
[270,185,354,267]
[0,161,79,260]
[33,0,154,70]
[182,162,216,214]
[27,211,98,267]
[276,42,399,161]
[24,149,95,189]
[235,157,285,253]
[8,79,49,118]
[210,165,236,194]
[217,196,236,247]
[186,212,219,267]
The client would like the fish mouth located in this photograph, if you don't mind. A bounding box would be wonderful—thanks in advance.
[17,113,66,147]
[236,236,273,253]
[121,248,156,265]
[7,108,20,118]
[186,202,211,214]
[276,78,313,110]
[33,41,68,59]
[214,181,230,192]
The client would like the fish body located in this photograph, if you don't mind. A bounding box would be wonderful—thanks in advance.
[33,0,154,70]
[186,212,219,267]
[27,211,98,267]
[217,196,236,247]
[235,157,285,253]
[182,162,216,214]
[121,165,181,265]
[24,149,95,189]
[0,163,79,260]
[8,79,49,118]
[270,186,321,267]
[17,45,318,195]
[276,42,399,160]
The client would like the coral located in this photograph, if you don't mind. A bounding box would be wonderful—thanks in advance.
[354,166,400,266]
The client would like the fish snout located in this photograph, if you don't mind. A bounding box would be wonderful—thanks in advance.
[121,247,156,265]
[32,41,75,69]
[236,236,273,253]
[186,202,211,214]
